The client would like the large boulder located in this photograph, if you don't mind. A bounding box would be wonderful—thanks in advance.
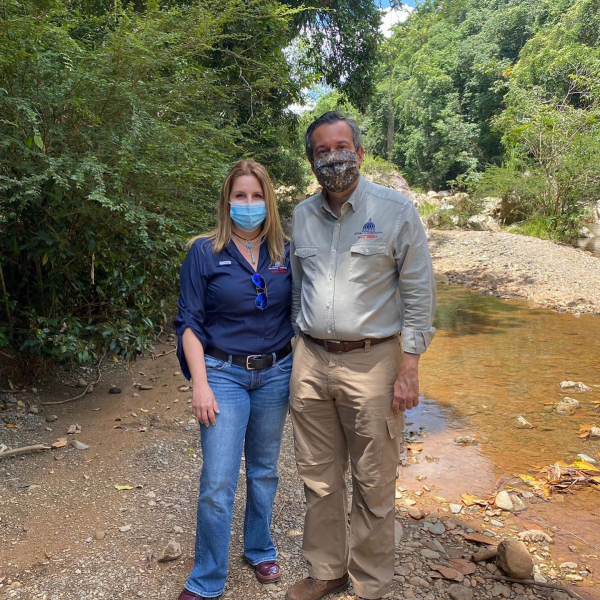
[495,539,534,579]
[466,214,500,232]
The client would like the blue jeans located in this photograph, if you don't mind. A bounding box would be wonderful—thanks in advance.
[185,352,292,598]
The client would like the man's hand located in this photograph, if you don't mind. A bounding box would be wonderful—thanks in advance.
[393,352,420,413]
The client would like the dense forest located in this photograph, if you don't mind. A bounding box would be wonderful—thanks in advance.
[1,0,599,365]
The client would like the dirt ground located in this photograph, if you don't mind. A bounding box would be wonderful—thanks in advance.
[1,345,597,600]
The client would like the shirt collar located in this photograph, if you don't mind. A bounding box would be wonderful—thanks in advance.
[319,174,369,217]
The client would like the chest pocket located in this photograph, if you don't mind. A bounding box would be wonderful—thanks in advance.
[349,243,387,284]
[294,246,318,280]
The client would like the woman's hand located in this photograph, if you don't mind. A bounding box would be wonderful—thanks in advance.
[192,383,220,426]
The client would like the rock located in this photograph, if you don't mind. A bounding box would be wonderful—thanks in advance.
[555,401,575,415]
[454,436,477,445]
[29,406,39,414]
[450,503,462,514]
[71,440,90,450]
[481,197,503,218]
[494,491,514,512]
[515,416,533,429]
[109,387,122,394]
[550,592,570,600]
[408,507,423,520]
[76,379,88,388]
[495,539,534,579]
[46,414,58,423]
[94,530,106,540]
[420,548,441,560]
[472,547,498,562]
[66,423,81,434]
[395,520,404,547]
[448,583,474,600]
[559,561,578,570]
[579,226,595,238]
[408,576,429,587]
[590,426,600,438]
[158,540,182,562]
[173,525,184,534]
[139,384,154,391]
[560,381,592,392]
[466,214,500,232]
[10,582,23,590]
[119,524,132,532]
[404,498,417,506]
[428,522,446,535]
[518,530,553,544]
[86,384,93,393]
[491,582,511,597]
[533,573,547,583]
[561,396,580,408]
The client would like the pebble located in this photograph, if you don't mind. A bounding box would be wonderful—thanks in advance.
[158,540,182,562]
[408,576,429,587]
[448,583,473,600]
[450,503,462,514]
[407,507,423,520]
[491,582,511,598]
[10,582,23,590]
[46,414,58,423]
[173,526,184,534]
[420,549,440,560]
[71,440,90,450]
[494,491,513,511]
[94,530,106,540]
[427,522,446,535]
[29,406,39,414]
[108,387,122,394]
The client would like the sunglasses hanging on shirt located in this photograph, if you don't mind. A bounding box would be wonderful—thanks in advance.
[251,273,268,310]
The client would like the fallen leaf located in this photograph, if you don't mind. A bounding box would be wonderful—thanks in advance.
[406,443,423,452]
[448,558,477,575]
[51,437,68,449]
[54,454,65,461]
[130,412,138,418]
[6,423,20,429]
[573,459,600,472]
[16,400,25,407]
[523,523,544,531]
[140,408,149,413]
[114,485,134,491]
[92,408,101,411]
[461,493,487,507]
[462,533,499,546]
[430,565,463,581]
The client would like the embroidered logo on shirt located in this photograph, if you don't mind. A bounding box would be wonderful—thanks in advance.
[268,260,288,274]
[355,218,383,239]
[219,261,232,266]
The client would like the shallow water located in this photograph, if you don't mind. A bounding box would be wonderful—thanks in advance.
[402,283,600,594]
[574,223,600,256]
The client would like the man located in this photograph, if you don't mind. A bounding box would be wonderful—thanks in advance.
[286,112,436,600]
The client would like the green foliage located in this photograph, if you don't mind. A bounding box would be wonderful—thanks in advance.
[0,0,301,362]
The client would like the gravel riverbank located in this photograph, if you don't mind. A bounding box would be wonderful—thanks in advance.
[429,230,600,317]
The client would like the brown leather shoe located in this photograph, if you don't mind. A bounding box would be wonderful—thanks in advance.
[285,575,349,600]
[177,589,208,600]
[254,560,281,583]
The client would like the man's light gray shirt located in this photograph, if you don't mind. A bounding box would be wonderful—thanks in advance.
[290,175,436,355]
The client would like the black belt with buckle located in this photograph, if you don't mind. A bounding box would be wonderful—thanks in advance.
[205,342,292,370]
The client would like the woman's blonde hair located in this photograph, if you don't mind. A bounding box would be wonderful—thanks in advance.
[188,159,286,266]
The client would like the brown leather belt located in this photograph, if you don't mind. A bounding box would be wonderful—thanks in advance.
[304,333,397,353]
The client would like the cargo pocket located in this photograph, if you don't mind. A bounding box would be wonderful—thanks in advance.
[349,243,387,284]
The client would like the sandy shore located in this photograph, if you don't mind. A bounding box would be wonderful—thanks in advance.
[429,230,600,317]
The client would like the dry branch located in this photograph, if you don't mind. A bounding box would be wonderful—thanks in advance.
[0,444,51,459]
[484,574,583,599]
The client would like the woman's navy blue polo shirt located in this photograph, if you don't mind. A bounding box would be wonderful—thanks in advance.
[174,237,294,380]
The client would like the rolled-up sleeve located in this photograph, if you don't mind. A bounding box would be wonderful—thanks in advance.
[290,211,302,336]
[395,203,436,354]
[174,243,208,380]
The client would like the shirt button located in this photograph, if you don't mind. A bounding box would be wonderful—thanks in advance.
[365,248,370,254]
[327,329,332,335]
[326,303,330,308]
[336,223,340,227]
[329,275,333,280]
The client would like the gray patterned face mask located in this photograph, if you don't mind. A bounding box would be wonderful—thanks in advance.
[313,150,360,193]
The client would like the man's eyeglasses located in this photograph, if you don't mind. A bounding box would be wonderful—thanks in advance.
[251,273,268,310]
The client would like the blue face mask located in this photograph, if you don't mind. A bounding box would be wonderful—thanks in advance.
[230,201,267,232]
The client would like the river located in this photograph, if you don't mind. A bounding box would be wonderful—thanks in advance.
[406,281,600,595]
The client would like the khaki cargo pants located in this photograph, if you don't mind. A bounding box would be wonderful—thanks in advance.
[289,334,404,600]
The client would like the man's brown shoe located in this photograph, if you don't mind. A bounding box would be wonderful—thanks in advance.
[285,575,349,600]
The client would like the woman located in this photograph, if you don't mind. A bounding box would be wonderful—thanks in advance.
[174,159,294,600]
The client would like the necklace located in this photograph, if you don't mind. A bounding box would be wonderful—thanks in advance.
[232,231,261,265]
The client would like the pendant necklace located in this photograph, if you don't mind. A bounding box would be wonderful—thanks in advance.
[232,231,261,265]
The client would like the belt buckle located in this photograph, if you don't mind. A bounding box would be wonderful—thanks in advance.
[246,354,263,370]
[323,339,342,353]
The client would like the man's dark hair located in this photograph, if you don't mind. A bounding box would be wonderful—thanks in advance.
[304,111,363,161]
